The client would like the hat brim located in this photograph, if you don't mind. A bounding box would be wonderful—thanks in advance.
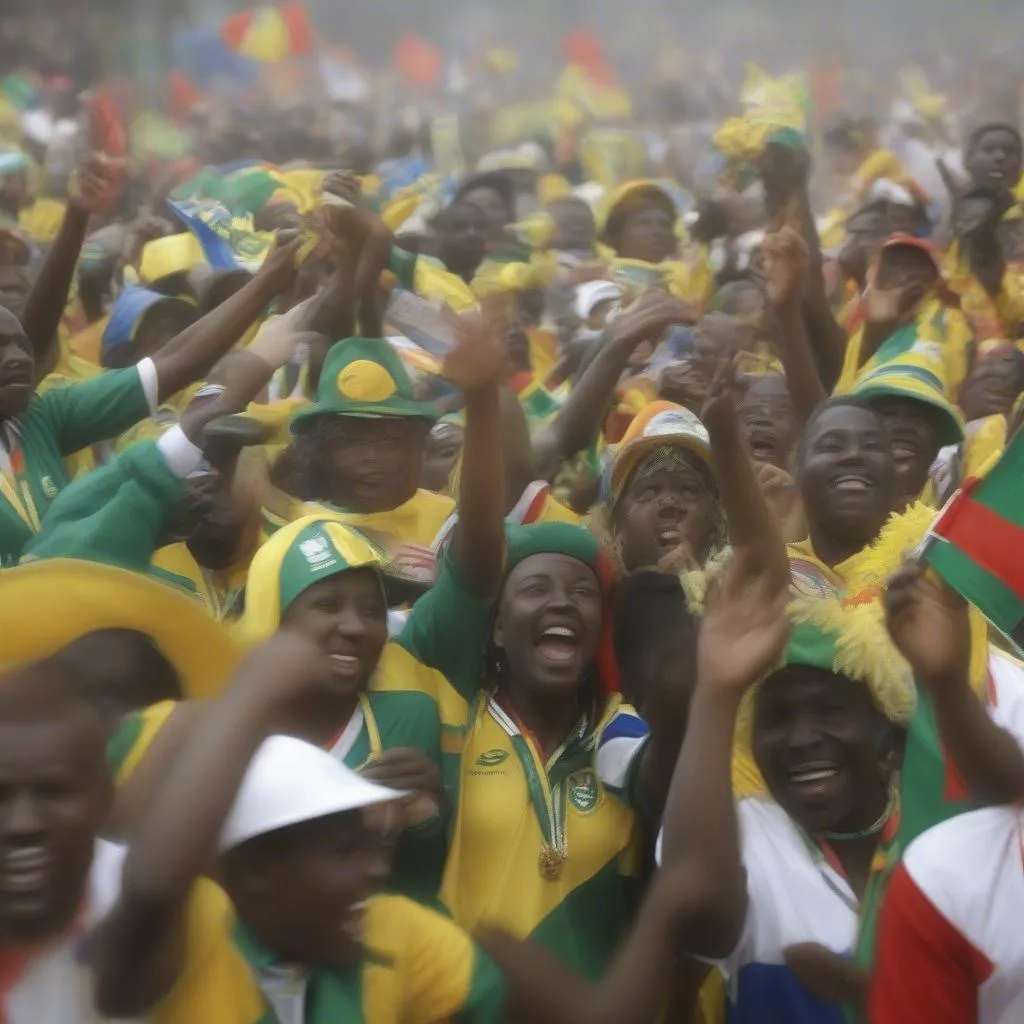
[858,384,965,447]
[290,400,437,433]
[0,560,241,699]
[610,433,715,500]
[601,182,677,246]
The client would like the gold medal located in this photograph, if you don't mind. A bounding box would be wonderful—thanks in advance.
[539,845,565,881]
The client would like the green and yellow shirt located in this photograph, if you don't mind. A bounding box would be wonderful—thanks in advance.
[395,556,646,979]
[0,358,157,564]
[150,886,506,1024]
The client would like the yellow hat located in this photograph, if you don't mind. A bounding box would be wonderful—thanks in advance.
[0,560,240,699]
[138,232,205,285]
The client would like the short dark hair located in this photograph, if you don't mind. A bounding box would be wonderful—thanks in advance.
[794,395,882,472]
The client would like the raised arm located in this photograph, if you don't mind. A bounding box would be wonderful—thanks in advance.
[532,294,694,480]
[149,236,300,404]
[660,546,790,958]
[92,632,329,1017]
[20,155,121,375]
[445,304,509,598]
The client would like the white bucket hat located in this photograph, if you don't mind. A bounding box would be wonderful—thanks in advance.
[219,735,404,853]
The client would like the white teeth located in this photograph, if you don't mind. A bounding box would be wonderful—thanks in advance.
[543,626,575,639]
[791,768,838,783]
[5,849,46,867]
[835,476,869,491]
[331,654,358,665]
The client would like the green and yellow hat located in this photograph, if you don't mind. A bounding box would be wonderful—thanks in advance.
[236,515,423,646]
[852,352,965,447]
[772,595,916,726]
[290,337,437,432]
[599,179,677,248]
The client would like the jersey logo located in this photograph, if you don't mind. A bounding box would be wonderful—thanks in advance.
[568,769,599,813]
[474,749,510,768]
[41,476,57,499]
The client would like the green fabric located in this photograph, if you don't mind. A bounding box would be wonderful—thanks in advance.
[783,620,839,674]
[928,541,1024,639]
[23,438,187,573]
[972,430,1024,528]
[0,368,151,566]
[387,245,419,292]
[453,947,508,1024]
[278,521,363,613]
[290,337,437,431]
[106,711,145,776]
[527,858,643,981]
[221,168,284,216]
[232,919,366,1023]
[349,690,447,906]
[505,521,601,574]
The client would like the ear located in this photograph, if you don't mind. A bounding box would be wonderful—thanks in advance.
[492,614,505,651]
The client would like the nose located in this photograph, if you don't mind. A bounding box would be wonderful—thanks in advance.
[3,791,44,840]
[332,604,369,641]
[786,708,826,756]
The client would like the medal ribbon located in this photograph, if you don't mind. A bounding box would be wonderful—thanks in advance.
[484,693,590,870]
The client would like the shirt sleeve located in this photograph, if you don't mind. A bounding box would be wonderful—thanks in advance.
[868,862,985,1024]
[35,357,158,456]
[595,705,650,809]
[397,551,494,702]
[396,898,507,1024]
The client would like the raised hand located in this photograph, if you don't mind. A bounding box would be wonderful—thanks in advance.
[696,546,791,696]
[440,299,510,394]
[884,561,971,693]
[69,152,123,215]
[607,291,696,351]
[758,226,809,311]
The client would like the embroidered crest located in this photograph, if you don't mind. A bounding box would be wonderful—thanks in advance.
[567,769,599,813]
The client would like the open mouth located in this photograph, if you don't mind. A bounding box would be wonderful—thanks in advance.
[832,473,873,493]
[748,430,778,459]
[0,847,51,895]
[535,624,581,665]
[787,761,844,800]
[339,900,368,945]
[328,651,362,679]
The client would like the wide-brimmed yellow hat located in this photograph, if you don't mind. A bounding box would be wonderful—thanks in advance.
[0,559,240,699]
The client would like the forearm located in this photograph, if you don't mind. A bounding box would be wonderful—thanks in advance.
[930,680,1024,805]
[121,683,275,908]
[151,270,284,402]
[661,686,746,955]
[21,203,90,372]
[774,301,828,428]
[537,335,631,464]
[453,383,506,597]
[709,411,789,590]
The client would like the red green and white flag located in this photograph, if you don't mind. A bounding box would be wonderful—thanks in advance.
[920,433,1024,653]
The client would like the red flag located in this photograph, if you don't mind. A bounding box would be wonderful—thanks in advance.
[394,33,443,89]
[562,28,616,88]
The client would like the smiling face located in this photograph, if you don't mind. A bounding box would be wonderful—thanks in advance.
[281,569,389,698]
[0,307,35,418]
[753,666,891,835]
[966,127,1022,194]
[0,696,110,945]
[313,415,429,514]
[740,374,797,469]
[870,396,940,502]
[224,805,399,970]
[613,446,718,571]
[493,553,603,696]
[798,403,895,548]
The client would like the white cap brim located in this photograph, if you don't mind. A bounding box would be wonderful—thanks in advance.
[219,735,404,853]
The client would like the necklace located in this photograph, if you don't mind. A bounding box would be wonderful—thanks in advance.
[814,787,898,843]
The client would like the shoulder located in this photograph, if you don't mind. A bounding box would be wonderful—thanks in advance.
[367,893,469,958]
[735,797,808,861]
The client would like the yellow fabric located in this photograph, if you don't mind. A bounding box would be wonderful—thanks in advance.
[609,257,704,304]
[237,6,290,64]
[943,247,1024,344]
[526,328,558,381]
[278,169,326,213]
[115,699,178,785]
[18,198,65,245]
[471,259,542,299]
[262,488,456,552]
[835,296,971,399]
[151,544,251,621]
[963,414,1007,478]
[0,560,239,699]
[138,233,205,285]
[439,693,642,939]
[851,149,906,196]
[151,887,483,1024]
[413,259,478,313]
